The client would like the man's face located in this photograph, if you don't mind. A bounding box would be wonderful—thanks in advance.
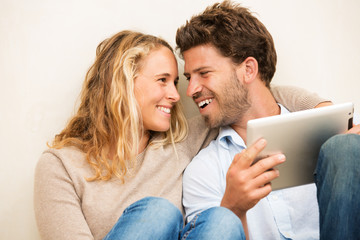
[183,44,250,128]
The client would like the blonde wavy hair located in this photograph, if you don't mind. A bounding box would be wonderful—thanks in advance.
[50,30,188,182]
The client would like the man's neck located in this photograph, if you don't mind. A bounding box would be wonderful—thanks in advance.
[230,81,280,143]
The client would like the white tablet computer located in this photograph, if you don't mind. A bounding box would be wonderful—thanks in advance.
[246,102,354,190]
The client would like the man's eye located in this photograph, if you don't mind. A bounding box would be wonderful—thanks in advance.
[185,76,190,81]
[200,71,209,76]
[158,78,166,82]
[174,80,179,86]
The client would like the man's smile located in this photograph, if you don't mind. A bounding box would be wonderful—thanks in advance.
[198,98,214,109]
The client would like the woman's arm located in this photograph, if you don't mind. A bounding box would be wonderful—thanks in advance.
[271,84,332,112]
[34,151,94,240]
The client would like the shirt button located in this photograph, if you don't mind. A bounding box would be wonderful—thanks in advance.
[284,232,292,238]
[272,195,278,200]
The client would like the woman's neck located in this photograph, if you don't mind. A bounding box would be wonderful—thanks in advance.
[138,131,150,154]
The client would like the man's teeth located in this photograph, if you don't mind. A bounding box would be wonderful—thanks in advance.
[198,99,213,108]
[157,106,171,114]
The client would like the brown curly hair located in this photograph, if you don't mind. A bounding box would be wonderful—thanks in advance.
[176,0,277,86]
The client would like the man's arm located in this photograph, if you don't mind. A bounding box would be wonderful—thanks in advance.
[183,137,285,239]
[220,139,285,239]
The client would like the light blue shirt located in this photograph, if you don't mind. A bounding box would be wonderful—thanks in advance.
[183,105,320,240]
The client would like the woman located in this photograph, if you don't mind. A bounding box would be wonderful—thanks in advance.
[34,30,328,240]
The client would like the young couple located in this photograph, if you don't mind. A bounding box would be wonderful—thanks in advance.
[34,1,360,239]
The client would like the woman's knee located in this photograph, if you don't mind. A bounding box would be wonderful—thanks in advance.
[126,197,182,222]
[110,197,183,240]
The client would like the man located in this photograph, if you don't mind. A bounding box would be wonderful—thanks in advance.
[176,1,360,239]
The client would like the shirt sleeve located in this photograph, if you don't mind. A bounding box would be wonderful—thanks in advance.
[271,84,331,112]
[182,144,225,223]
[34,152,94,240]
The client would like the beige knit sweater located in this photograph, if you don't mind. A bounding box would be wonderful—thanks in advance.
[34,85,328,240]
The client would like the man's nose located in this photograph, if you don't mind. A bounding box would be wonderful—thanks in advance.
[186,77,202,98]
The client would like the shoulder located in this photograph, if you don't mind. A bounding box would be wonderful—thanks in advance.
[172,115,219,160]
[37,147,87,170]
[40,146,84,161]
[35,146,91,183]
[183,137,220,178]
[184,126,238,178]
[185,115,219,149]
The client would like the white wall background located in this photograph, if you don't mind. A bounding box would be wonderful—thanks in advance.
[1,0,359,239]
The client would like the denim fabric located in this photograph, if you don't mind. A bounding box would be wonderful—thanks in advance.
[180,207,245,240]
[104,197,245,240]
[315,134,360,240]
[104,197,183,240]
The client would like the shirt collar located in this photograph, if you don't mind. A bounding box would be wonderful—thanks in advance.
[217,103,290,150]
[279,103,290,115]
[218,126,245,150]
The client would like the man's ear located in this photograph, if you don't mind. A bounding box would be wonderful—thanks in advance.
[238,57,258,84]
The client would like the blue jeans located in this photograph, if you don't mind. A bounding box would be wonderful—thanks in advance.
[315,134,360,240]
[180,206,245,239]
[104,197,245,240]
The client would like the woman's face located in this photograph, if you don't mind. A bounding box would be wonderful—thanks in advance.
[134,46,180,133]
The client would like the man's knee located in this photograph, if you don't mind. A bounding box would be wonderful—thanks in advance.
[320,134,360,168]
[321,134,360,151]
[201,207,245,238]
[207,207,241,225]
[316,134,360,183]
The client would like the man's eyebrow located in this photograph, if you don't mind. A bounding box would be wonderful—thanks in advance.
[184,66,210,76]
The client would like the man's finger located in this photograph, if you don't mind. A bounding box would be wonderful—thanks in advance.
[233,138,267,167]
[249,154,285,179]
[251,168,280,189]
[250,182,273,201]
[347,124,360,135]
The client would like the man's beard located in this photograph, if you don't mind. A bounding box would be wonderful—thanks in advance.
[204,72,251,128]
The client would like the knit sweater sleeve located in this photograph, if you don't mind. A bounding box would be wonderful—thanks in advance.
[34,150,94,240]
[271,84,331,112]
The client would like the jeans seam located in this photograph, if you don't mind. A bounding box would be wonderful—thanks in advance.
[181,213,200,240]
